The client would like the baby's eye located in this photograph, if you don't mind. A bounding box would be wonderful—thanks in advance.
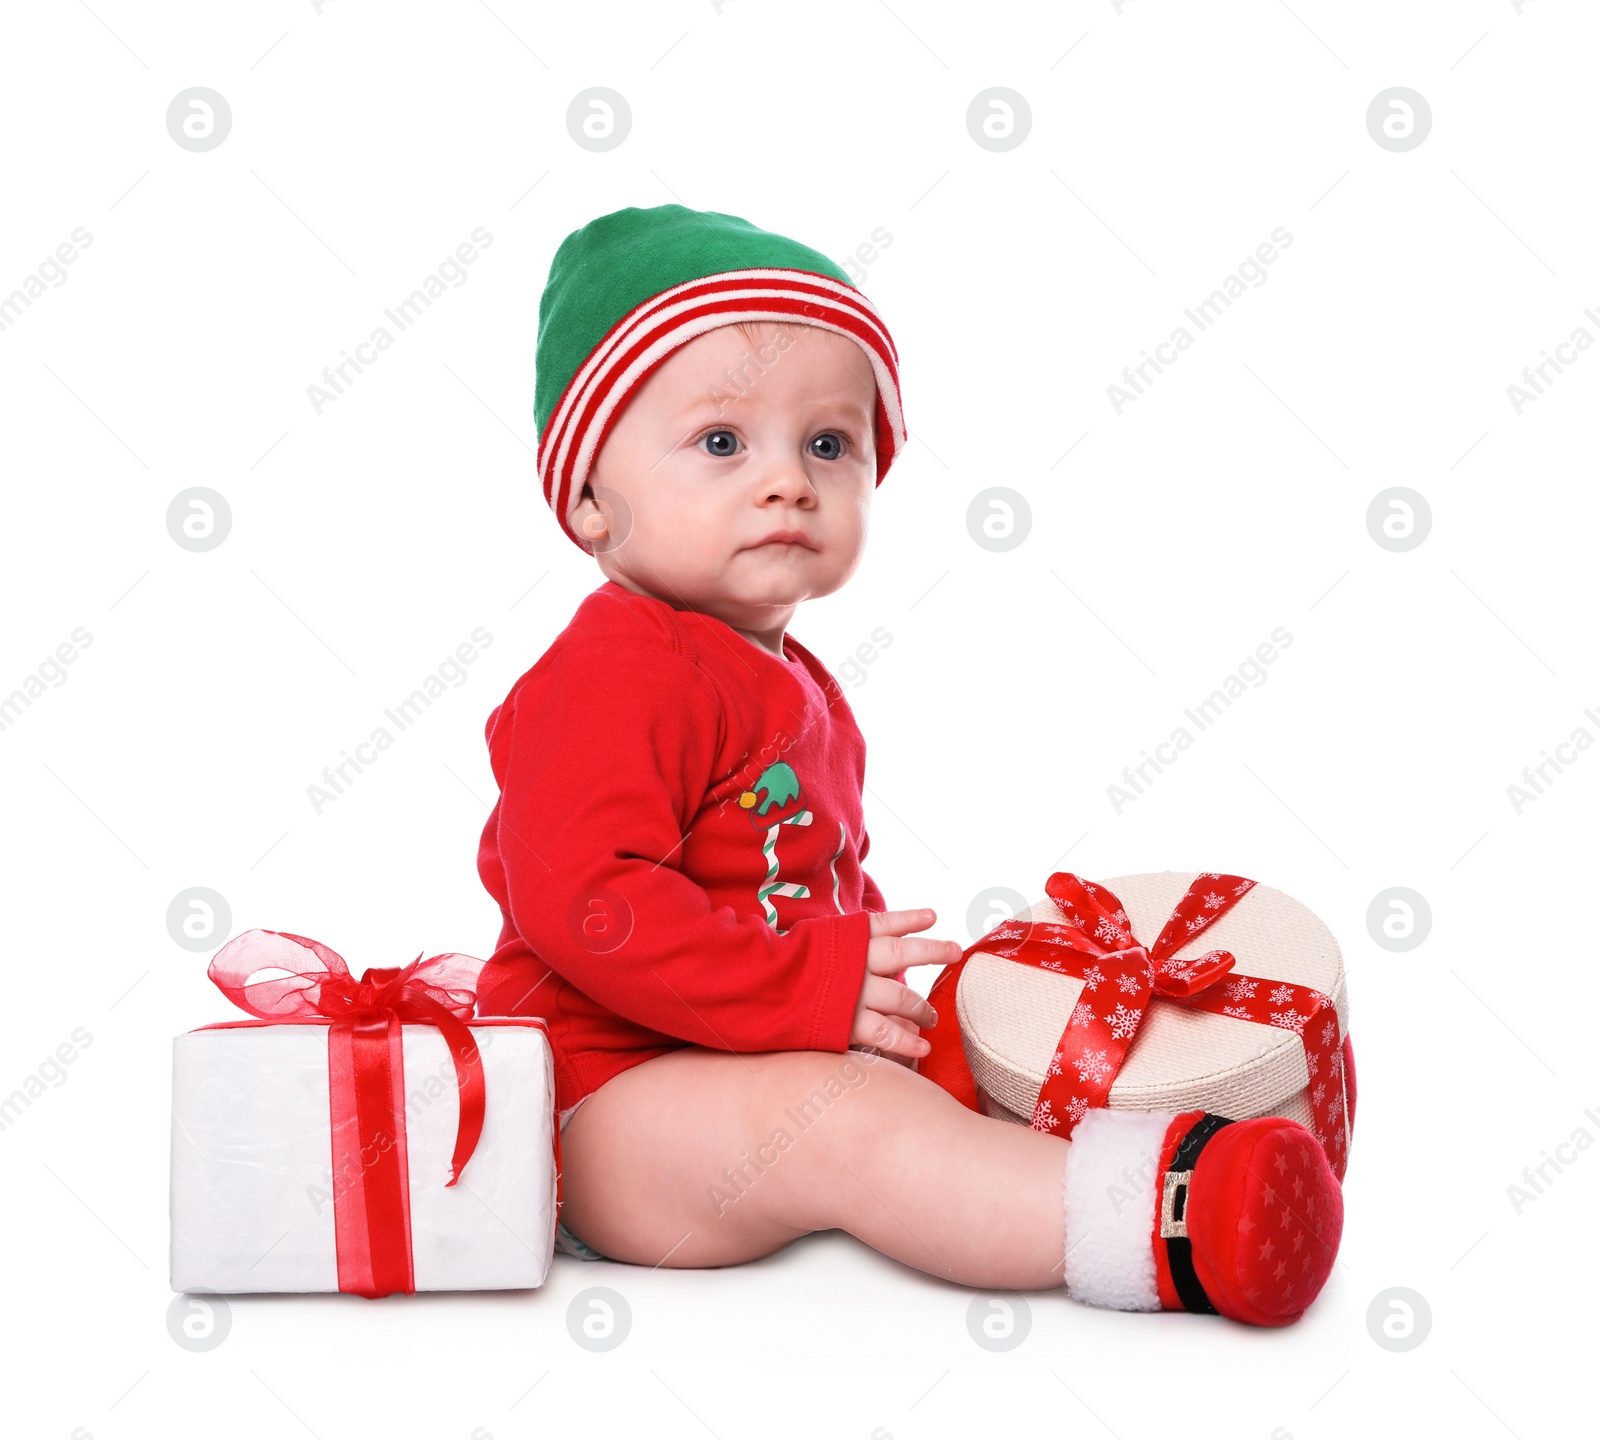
[699,429,741,457]
[809,432,849,461]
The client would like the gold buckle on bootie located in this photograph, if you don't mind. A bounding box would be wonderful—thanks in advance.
[1160,1168,1192,1239]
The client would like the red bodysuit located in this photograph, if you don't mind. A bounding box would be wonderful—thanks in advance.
[474,579,887,1116]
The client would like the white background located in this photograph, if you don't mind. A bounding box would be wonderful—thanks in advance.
[2,1,1593,1435]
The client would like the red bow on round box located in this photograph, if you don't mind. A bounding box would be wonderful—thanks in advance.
[207,929,490,1297]
[918,872,1353,1180]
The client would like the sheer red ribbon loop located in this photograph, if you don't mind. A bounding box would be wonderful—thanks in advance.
[207,929,489,1296]
[919,873,1350,1180]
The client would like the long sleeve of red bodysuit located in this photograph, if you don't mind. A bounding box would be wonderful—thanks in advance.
[491,639,869,1054]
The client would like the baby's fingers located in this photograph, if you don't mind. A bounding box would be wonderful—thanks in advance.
[867,907,939,940]
[860,1014,921,1069]
[860,974,937,1030]
[868,930,962,975]
[851,1008,931,1060]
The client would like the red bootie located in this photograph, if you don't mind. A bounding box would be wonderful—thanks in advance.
[1060,1108,1343,1327]
[1152,1110,1343,1327]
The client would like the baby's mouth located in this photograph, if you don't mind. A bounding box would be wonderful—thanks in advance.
[747,529,819,551]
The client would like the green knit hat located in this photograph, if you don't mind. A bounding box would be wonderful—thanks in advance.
[535,203,906,553]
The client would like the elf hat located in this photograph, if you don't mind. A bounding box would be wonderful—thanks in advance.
[534,203,907,553]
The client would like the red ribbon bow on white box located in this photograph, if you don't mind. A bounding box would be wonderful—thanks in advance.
[922,873,1351,1180]
[207,929,489,1296]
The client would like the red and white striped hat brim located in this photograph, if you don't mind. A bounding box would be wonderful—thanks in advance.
[539,267,906,552]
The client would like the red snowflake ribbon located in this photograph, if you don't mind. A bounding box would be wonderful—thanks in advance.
[952,873,1350,1179]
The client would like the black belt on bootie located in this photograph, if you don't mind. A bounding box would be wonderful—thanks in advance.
[1158,1112,1235,1314]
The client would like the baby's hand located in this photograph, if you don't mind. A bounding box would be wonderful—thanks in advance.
[850,908,960,1062]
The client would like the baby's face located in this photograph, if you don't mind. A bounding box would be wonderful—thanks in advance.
[574,321,878,628]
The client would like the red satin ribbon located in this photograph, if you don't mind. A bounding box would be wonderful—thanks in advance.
[919,873,1351,1180]
[208,929,489,1296]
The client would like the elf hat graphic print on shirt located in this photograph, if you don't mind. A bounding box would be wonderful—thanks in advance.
[738,761,805,827]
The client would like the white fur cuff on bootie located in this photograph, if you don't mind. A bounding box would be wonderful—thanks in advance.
[1061,1108,1178,1312]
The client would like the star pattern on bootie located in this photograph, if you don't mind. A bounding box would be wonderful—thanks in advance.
[1152,1110,1344,1327]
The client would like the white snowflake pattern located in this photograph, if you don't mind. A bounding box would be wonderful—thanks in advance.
[1080,965,1104,992]
[1223,1004,1253,1019]
[1224,976,1258,1001]
[1270,1008,1306,1034]
[1312,1083,1326,1107]
[1306,1051,1320,1077]
[1306,989,1331,1009]
[1185,915,1209,934]
[1069,1001,1096,1029]
[1321,1019,1338,1047]
[1116,971,1142,994]
[1066,1096,1090,1123]
[1045,1051,1063,1077]
[1171,951,1227,984]
[1203,890,1226,911]
[1093,916,1123,945]
[1232,879,1254,895]
[1031,1100,1060,1132]
[1039,958,1066,972]
[1074,1048,1113,1084]
[1269,984,1296,1006]
[1112,908,1130,926]
[1108,1004,1143,1040]
[1198,871,1223,879]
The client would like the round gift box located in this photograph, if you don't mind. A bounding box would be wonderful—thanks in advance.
[956,871,1349,1133]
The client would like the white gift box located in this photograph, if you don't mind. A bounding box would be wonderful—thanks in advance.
[170,1018,558,1294]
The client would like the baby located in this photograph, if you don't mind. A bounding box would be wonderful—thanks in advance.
[474,204,1342,1326]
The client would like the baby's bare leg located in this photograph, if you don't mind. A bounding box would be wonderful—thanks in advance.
[559,1044,1070,1290]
